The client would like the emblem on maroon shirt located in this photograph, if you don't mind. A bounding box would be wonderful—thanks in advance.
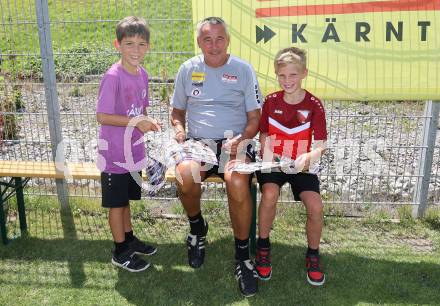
[296,110,310,123]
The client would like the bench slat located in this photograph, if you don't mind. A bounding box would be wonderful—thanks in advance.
[0,161,225,183]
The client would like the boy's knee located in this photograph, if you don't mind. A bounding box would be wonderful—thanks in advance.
[261,192,278,206]
[261,184,279,203]
[305,202,323,220]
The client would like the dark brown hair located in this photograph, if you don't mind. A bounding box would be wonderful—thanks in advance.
[116,16,150,43]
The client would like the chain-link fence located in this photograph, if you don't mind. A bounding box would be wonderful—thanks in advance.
[1,0,439,215]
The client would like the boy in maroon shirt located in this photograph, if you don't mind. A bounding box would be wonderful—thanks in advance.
[255,47,327,286]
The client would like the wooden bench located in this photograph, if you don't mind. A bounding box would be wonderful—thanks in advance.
[0,160,257,251]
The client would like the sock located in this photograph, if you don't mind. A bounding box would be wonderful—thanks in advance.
[114,240,129,255]
[188,211,205,235]
[257,237,271,249]
[125,230,134,243]
[307,247,319,256]
[235,237,250,261]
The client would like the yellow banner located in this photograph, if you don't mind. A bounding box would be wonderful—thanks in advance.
[192,0,440,100]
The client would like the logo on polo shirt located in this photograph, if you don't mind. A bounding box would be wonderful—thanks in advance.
[221,73,238,83]
[274,109,283,114]
[127,104,143,117]
[192,72,205,82]
[192,72,205,86]
[191,88,201,97]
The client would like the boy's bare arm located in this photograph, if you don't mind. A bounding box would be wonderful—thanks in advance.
[259,132,280,162]
[170,108,186,143]
[96,113,161,133]
[296,140,327,171]
[259,132,268,159]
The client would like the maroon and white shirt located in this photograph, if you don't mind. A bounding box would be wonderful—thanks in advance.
[259,90,327,160]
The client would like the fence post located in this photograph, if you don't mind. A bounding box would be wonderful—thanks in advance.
[413,100,440,218]
[35,0,69,209]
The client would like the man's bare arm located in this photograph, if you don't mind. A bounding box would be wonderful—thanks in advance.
[228,109,261,155]
[170,108,187,143]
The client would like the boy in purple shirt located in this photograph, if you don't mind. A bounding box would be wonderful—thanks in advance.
[96,16,161,272]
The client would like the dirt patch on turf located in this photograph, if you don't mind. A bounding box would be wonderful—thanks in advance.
[396,238,435,252]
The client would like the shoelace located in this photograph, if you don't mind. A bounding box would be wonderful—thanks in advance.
[237,260,255,279]
[307,256,320,271]
[197,236,205,249]
[257,250,270,265]
[187,234,205,249]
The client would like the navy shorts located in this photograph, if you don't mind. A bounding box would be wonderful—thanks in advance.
[101,172,142,208]
[198,138,256,181]
[256,171,320,201]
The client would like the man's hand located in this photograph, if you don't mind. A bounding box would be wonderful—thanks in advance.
[135,115,162,133]
[222,134,242,156]
[175,130,186,143]
[170,108,186,143]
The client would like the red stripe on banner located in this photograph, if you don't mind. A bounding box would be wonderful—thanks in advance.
[256,0,440,18]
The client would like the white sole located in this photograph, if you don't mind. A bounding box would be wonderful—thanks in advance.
[111,259,151,272]
[241,291,257,298]
[258,273,272,281]
[133,248,157,256]
[307,273,325,286]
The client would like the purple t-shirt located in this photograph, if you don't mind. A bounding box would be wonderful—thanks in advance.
[96,62,149,174]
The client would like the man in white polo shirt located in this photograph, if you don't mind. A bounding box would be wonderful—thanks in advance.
[170,17,262,297]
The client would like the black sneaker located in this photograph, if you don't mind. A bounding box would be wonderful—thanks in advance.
[111,249,150,272]
[235,259,258,297]
[129,236,157,256]
[186,221,208,268]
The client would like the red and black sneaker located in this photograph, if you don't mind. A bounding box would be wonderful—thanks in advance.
[306,253,325,286]
[255,247,272,281]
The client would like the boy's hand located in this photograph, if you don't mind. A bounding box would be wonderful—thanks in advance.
[135,116,162,133]
[272,153,282,162]
[259,150,280,163]
[293,153,309,172]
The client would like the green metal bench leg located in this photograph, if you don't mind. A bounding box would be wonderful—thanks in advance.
[15,177,27,232]
[250,183,257,255]
[0,185,9,245]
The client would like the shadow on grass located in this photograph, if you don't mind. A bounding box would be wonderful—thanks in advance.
[59,208,86,288]
[1,235,439,305]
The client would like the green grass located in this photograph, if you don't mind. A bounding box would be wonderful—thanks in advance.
[1,198,440,305]
[0,0,194,80]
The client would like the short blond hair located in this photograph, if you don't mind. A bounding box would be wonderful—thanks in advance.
[274,47,307,72]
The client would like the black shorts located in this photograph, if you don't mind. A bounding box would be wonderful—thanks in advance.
[256,171,320,201]
[196,138,256,181]
[101,172,142,208]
